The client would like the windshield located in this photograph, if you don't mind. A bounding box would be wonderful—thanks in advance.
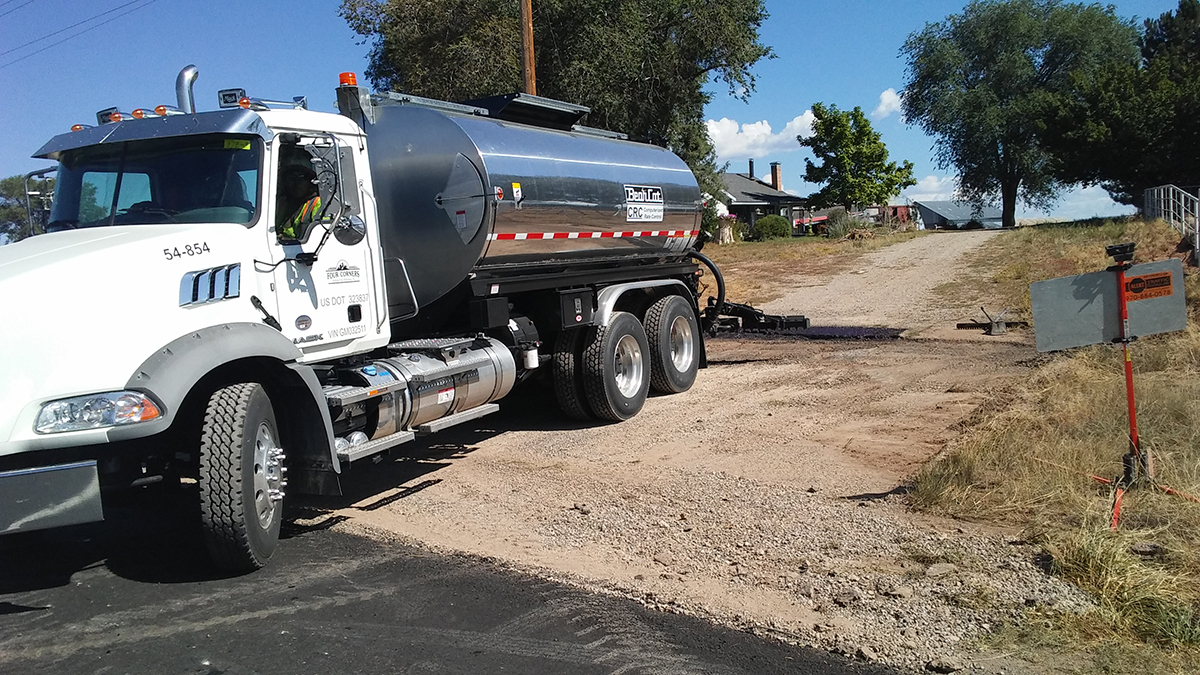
[47,134,262,232]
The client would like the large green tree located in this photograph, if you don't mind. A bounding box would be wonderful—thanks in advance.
[0,175,54,244]
[900,0,1137,227]
[339,0,772,196]
[799,103,915,211]
[1044,0,1200,205]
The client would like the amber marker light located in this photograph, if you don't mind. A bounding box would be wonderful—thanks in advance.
[238,97,251,109]
[339,72,357,86]
[138,397,162,422]
[109,111,122,122]
[132,109,146,119]
[71,124,85,131]
[154,105,168,115]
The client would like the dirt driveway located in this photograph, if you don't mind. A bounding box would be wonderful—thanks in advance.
[312,232,1078,674]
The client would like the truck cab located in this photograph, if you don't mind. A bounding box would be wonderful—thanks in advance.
[0,66,719,573]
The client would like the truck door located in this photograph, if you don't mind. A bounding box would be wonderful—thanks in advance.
[269,135,378,354]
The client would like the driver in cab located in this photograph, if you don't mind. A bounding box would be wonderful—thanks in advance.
[276,164,322,241]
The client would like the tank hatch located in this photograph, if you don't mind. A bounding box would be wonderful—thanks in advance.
[462,93,588,131]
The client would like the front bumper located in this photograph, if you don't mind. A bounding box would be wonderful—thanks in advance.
[0,460,104,534]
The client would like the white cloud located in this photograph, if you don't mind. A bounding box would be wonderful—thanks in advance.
[871,88,903,121]
[705,112,815,161]
[902,175,959,202]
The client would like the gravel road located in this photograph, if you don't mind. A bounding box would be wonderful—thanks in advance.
[296,229,1078,674]
[763,231,1002,335]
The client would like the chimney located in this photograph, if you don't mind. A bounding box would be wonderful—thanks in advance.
[748,158,755,179]
[770,162,782,191]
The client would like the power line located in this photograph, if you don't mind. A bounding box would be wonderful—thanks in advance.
[0,0,160,71]
[0,0,146,58]
[0,0,38,19]
[0,0,31,9]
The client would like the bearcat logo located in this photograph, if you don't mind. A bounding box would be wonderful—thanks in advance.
[623,184,664,223]
[326,260,361,285]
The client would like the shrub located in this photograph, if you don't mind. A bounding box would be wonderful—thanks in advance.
[824,207,852,239]
[747,214,791,241]
[700,203,720,240]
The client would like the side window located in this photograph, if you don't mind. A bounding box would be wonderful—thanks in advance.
[275,138,358,243]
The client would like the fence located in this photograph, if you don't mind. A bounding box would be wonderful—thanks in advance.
[1143,184,1200,248]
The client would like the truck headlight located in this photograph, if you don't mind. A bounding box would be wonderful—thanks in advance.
[35,391,162,434]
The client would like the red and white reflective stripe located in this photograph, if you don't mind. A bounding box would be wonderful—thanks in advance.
[487,230,699,241]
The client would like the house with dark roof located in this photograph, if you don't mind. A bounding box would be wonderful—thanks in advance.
[719,160,808,234]
[913,201,1004,229]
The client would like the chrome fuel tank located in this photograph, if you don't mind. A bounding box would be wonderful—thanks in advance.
[355,99,702,313]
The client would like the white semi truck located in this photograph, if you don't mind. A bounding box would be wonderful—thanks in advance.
[0,66,728,571]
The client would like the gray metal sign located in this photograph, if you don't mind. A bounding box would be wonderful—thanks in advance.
[1030,258,1187,353]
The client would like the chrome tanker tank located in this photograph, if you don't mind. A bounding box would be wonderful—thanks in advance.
[336,89,703,316]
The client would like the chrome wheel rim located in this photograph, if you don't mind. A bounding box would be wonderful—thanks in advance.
[252,422,284,529]
[669,315,694,373]
[614,333,644,398]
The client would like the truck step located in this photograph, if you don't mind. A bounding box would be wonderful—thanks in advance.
[325,381,404,408]
[416,403,499,435]
[388,337,477,352]
[337,429,416,463]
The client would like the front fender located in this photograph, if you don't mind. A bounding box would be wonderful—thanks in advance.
[119,322,305,436]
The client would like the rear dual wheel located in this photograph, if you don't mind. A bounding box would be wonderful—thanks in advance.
[582,311,651,422]
[644,295,700,394]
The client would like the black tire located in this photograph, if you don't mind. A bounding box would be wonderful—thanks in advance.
[552,329,593,420]
[199,383,285,571]
[582,311,651,421]
[645,295,701,394]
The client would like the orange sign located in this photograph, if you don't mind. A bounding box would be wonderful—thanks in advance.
[1126,271,1173,301]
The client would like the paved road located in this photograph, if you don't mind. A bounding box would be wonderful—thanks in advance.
[0,490,895,675]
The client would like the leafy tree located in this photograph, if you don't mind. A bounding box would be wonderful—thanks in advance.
[798,103,915,211]
[0,175,54,244]
[900,0,1138,227]
[1044,1,1200,204]
[339,0,772,197]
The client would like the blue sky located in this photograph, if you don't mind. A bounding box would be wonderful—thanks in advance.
[0,0,1180,220]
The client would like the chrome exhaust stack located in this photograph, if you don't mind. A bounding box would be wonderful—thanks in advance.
[175,65,198,114]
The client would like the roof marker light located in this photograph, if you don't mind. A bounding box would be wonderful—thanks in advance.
[339,72,357,86]
[132,109,147,119]
[109,111,123,122]
[71,123,90,132]
[238,97,251,109]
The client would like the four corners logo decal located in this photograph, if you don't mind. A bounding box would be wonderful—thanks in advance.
[326,260,362,285]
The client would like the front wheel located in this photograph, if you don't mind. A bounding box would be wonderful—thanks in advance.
[582,311,651,421]
[644,295,700,394]
[199,382,286,571]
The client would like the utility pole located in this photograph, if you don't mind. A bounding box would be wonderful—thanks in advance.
[520,0,536,95]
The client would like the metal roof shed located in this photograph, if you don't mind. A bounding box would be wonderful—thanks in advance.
[914,201,1004,229]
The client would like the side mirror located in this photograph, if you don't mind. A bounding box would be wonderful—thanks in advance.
[334,214,366,246]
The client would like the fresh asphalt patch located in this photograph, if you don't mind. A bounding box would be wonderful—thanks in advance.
[0,488,895,674]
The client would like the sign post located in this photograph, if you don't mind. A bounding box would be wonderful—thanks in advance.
[1030,243,1195,527]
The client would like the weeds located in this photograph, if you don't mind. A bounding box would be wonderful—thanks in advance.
[915,218,1200,663]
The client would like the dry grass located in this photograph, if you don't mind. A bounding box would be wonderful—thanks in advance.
[701,230,922,306]
[915,217,1200,667]
[935,217,1184,320]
